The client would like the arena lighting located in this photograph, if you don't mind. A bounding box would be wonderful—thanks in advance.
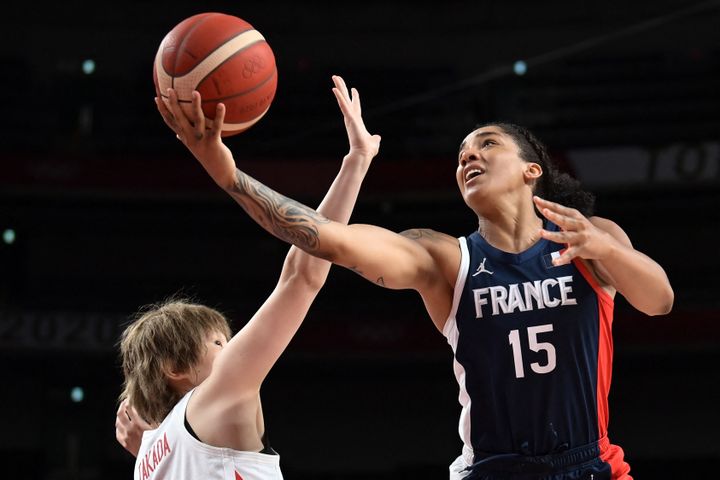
[2,228,15,244]
[513,60,528,76]
[70,386,85,403]
[82,59,96,75]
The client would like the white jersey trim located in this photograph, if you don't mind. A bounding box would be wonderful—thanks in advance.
[442,237,474,466]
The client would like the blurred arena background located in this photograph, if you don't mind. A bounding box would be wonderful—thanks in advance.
[1,1,718,478]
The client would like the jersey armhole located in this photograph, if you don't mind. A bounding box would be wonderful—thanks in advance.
[443,237,470,338]
[572,258,614,307]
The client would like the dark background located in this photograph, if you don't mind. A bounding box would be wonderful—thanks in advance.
[1,1,719,478]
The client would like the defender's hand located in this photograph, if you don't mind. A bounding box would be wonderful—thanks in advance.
[115,398,154,457]
[331,75,381,165]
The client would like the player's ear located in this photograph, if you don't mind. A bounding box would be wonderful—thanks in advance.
[162,361,190,381]
[524,162,543,182]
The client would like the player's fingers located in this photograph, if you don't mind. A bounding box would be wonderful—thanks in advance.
[551,246,577,266]
[538,207,563,226]
[539,228,574,244]
[166,88,193,133]
[534,196,581,219]
[351,87,361,113]
[189,91,207,139]
[538,206,580,231]
[542,207,585,232]
[534,195,563,211]
[155,98,178,131]
[209,103,225,139]
[332,87,352,117]
[117,398,128,415]
[118,398,133,422]
[129,404,153,430]
[332,75,351,101]
[155,95,172,118]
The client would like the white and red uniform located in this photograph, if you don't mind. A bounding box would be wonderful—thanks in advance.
[134,389,283,480]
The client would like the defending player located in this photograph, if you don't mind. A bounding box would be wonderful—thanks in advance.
[117,75,379,479]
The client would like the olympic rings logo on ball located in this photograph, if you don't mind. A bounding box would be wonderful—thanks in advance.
[242,55,265,79]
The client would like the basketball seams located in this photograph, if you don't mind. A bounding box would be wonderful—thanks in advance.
[199,45,276,102]
[206,67,276,103]
[155,13,215,100]
[170,14,249,70]
[192,26,256,65]
[171,13,216,89]
[174,24,256,76]
[156,33,272,104]
[175,30,270,99]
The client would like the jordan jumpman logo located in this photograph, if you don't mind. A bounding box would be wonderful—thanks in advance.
[472,257,494,276]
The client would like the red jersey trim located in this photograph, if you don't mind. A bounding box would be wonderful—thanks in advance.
[573,259,626,477]
[571,259,614,435]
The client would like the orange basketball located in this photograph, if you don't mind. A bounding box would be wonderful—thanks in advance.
[153,12,277,136]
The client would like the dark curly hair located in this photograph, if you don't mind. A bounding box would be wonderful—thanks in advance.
[474,122,595,217]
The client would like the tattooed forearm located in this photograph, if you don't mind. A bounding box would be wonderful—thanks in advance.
[229,168,330,252]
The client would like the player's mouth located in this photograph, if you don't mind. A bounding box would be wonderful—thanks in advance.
[464,167,486,184]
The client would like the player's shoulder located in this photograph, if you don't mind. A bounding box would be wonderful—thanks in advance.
[399,228,460,306]
[399,228,460,271]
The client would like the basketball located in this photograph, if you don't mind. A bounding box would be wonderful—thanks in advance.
[153,12,277,136]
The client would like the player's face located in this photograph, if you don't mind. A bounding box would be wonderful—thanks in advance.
[191,329,228,385]
[455,126,527,204]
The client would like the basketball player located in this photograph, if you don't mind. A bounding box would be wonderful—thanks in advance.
[118,75,380,479]
[159,80,673,480]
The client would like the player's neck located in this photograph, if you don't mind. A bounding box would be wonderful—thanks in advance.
[477,207,543,254]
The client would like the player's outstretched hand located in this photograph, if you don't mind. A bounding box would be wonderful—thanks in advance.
[331,75,381,167]
[155,89,237,191]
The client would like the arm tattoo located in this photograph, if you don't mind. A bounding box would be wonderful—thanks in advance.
[348,266,385,287]
[400,228,437,241]
[229,168,330,253]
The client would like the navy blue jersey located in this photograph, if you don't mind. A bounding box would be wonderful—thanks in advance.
[443,222,618,465]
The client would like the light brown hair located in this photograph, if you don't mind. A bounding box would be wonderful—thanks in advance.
[118,298,232,424]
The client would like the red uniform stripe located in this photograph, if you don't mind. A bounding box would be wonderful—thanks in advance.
[572,259,632,478]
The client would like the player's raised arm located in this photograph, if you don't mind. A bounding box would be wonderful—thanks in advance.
[157,86,446,296]
[198,76,381,397]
